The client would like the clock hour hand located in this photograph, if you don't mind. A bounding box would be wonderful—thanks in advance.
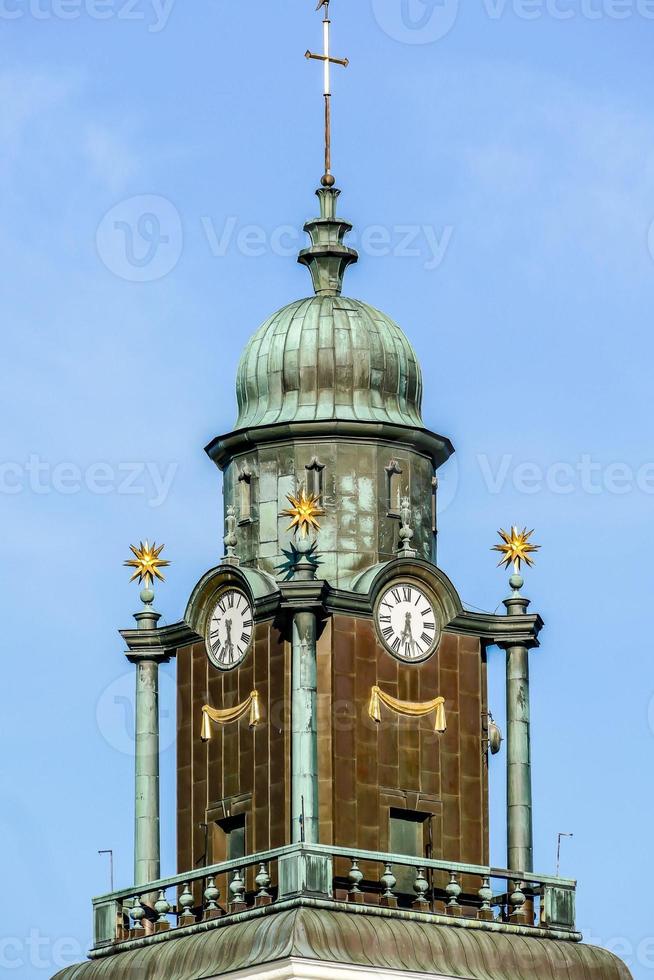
[400,612,417,655]
[224,618,235,662]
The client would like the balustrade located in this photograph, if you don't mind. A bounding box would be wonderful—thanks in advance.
[92,843,577,951]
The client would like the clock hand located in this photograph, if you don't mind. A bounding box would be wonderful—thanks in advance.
[400,612,417,653]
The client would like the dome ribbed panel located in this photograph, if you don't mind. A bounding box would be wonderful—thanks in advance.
[235,295,424,429]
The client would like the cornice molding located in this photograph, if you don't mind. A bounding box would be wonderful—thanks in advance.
[205,419,454,472]
[120,563,542,658]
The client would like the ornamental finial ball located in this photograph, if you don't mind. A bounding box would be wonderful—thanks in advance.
[321,173,336,187]
[509,573,524,592]
[140,587,155,605]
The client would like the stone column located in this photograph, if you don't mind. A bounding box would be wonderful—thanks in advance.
[503,586,533,874]
[291,610,319,844]
[127,592,168,887]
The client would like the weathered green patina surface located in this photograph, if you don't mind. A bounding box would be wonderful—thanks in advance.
[235,295,424,430]
[53,906,632,980]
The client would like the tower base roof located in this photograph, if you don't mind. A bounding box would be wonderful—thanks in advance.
[53,903,631,980]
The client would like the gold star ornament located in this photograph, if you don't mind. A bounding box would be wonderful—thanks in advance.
[282,489,323,537]
[493,526,540,573]
[124,541,170,587]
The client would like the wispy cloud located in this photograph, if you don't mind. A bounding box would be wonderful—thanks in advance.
[429,61,654,280]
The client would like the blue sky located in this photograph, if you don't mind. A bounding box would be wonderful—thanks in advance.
[1,0,653,976]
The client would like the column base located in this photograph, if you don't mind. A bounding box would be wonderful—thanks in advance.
[203,908,224,921]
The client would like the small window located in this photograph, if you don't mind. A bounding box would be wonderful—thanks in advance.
[385,460,403,516]
[389,808,429,894]
[431,475,438,534]
[212,814,246,864]
[238,468,252,523]
[305,457,325,500]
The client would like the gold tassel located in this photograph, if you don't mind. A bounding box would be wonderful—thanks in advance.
[368,686,382,724]
[249,690,261,728]
[434,700,447,734]
[201,707,212,743]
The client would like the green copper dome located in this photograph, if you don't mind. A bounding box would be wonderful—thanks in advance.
[235,188,424,430]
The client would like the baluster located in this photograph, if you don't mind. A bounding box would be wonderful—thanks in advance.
[178,882,196,927]
[229,869,247,913]
[509,880,528,924]
[380,863,397,909]
[412,867,430,911]
[203,876,222,921]
[445,871,462,917]
[154,889,171,933]
[477,876,494,921]
[130,895,145,937]
[347,859,364,905]
[255,863,272,907]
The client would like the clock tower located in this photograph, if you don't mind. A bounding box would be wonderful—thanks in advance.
[55,5,633,979]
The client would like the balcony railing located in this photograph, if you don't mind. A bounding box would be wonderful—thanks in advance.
[92,843,577,953]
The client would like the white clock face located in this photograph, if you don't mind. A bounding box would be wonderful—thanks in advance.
[376,584,440,662]
[206,590,253,670]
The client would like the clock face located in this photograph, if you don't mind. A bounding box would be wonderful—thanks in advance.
[376,583,440,663]
[206,589,253,670]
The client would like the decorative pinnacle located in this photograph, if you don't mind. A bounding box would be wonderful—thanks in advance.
[298,187,358,296]
[223,505,239,566]
[282,488,324,537]
[124,541,170,589]
[492,526,541,574]
[397,496,417,559]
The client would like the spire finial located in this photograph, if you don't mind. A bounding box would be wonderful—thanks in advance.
[492,526,541,598]
[124,540,169,628]
[306,0,349,188]
[298,187,358,295]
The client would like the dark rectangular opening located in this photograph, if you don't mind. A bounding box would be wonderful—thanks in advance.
[389,808,430,895]
[211,813,246,864]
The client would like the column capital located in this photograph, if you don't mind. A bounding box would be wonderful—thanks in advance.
[126,648,171,666]
[503,594,531,617]
[279,579,329,612]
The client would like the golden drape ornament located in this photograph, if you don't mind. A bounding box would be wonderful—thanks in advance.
[201,691,262,742]
[368,685,447,735]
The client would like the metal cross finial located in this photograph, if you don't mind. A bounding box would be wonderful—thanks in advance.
[305,0,349,187]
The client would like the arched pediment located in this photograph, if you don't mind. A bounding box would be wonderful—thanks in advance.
[184,563,280,638]
[350,558,463,628]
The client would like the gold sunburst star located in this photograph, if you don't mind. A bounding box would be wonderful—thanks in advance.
[492,526,541,573]
[124,541,170,587]
[282,489,323,537]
